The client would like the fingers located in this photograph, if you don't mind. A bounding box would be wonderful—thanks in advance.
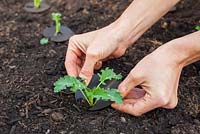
[94,61,102,70]
[79,52,99,84]
[118,69,142,97]
[65,49,80,77]
[112,93,158,116]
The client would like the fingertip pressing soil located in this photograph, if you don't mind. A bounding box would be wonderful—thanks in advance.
[0,0,200,134]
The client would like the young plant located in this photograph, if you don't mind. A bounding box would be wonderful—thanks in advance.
[40,37,49,45]
[195,25,200,31]
[51,12,62,35]
[54,67,123,106]
[34,0,42,8]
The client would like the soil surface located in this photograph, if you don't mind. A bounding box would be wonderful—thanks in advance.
[0,0,200,134]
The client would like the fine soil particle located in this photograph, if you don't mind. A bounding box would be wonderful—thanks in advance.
[0,0,200,134]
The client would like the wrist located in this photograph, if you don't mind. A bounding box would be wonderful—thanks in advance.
[162,32,200,67]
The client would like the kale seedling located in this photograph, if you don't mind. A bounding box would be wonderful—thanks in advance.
[54,67,123,106]
[34,0,42,8]
[52,12,62,35]
[195,25,200,31]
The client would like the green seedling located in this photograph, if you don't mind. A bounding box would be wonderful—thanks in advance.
[51,12,62,35]
[54,67,123,106]
[34,0,42,8]
[40,38,49,45]
[195,25,200,31]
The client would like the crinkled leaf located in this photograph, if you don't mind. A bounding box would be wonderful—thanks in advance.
[89,87,122,104]
[106,89,122,104]
[92,87,110,101]
[54,76,86,93]
[98,67,122,85]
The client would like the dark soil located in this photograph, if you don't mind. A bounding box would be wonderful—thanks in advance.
[0,0,200,134]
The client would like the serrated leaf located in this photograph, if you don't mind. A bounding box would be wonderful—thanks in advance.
[106,89,122,104]
[40,38,49,45]
[54,76,86,93]
[98,67,122,85]
[92,87,110,101]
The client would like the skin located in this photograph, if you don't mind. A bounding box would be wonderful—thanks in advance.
[65,0,200,116]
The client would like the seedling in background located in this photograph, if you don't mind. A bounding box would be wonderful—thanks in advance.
[42,12,74,42]
[51,12,62,35]
[54,67,123,106]
[195,26,200,31]
[40,37,49,45]
[24,0,50,13]
[34,0,42,8]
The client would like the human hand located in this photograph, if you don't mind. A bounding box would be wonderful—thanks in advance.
[112,41,185,116]
[65,22,132,83]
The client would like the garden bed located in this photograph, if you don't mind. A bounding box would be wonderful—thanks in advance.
[0,0,200,133]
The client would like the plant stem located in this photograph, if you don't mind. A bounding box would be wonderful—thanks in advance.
[97,81,104,88]
[79,89,92,106]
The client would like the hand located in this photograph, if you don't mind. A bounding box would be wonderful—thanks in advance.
[65,22,131,83]
[112,42,184,116]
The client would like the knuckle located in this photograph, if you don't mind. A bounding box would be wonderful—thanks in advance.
[80,68,93,78]
[132,112,142,117]
[69,35,78,44]
[114,49,126,57]
[129,69,141,80]
[166,99,178,109]
[86,51,99,59]
[156,92,170,106]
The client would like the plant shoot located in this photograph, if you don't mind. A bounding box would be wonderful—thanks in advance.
[34,0,42,8]
[54,67,123,106]
[51,12,62,35]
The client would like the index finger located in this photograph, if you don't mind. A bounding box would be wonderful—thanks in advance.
[65,48,80,77]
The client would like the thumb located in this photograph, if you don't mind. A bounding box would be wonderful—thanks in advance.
[79,53,98,84]
[112,93,158,116]
[118,69,142,97]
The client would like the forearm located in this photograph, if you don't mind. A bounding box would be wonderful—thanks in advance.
[167,31,200,67]
[112,0,180,46]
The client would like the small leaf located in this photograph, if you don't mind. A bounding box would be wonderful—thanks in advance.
[106,89,122,104]
[92,87,110,101]
[40,38,49,45]
[54,76,86,93]
[91,87,122,104]
[51,12,62,21]
[195,26,200,31]
[98,67,122,85]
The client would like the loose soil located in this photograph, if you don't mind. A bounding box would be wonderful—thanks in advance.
[0,0,200,134]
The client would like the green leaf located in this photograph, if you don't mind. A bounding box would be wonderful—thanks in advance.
[106,89,122,104]
[51,12,62,34]
[92,87,110,101]
[51,12,62,21]
[40,38,49,45]
[98,67,122,85]
[34,0,42,8]
[54,76,86,93]
[195,25,200,31]
[88,87,122,104]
